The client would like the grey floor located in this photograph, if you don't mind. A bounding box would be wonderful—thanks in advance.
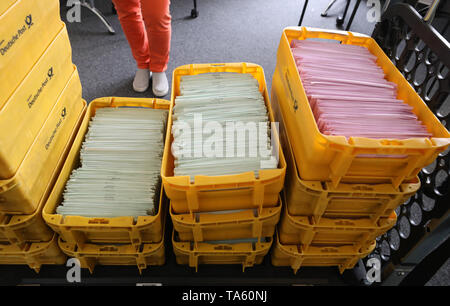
[61,0,377,102]
[59,0,448,286]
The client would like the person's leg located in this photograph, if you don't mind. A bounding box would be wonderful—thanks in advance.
[141,0,171,96]
[141,0,171,72]
[112,0,151,92]
[112,0,150,69]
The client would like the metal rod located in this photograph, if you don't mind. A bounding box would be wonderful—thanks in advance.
[321,0,338,17]
[424,0,441,23]
[80,0,115,34]
[345,0,362,31]
[298,0,309,26]
[382,0,391,14]
[337,0,352,26]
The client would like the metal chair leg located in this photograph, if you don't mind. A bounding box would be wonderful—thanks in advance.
[298,0,309,26]
[321,0,339,17]
[337,0,352,26]
[382,0,392,14]
[345,0,362,31]
[80,0,116,34]
[191,0,199,18]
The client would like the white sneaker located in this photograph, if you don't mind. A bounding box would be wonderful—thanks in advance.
[133,68,151,93]
[152,71,169,97]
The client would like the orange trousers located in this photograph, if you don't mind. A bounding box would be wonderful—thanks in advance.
[112,0,171,72]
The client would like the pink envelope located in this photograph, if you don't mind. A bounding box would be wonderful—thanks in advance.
[291,40,431,140]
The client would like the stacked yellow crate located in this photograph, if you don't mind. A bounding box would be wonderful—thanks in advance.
[43,97,169,274]
[0,0,87,272]
[270,27,450,274]
[162,63,287,271]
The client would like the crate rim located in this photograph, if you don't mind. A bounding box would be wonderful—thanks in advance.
[162,62,287,186]
[280,26,450,147]
[43,97,170,230]
[282,201,398,231]
[172,229,274,255]
[274,229,376,256]
[170,194,282,226]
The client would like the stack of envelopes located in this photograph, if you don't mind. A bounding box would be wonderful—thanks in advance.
[172,72,278,180]
[57,107,168,218]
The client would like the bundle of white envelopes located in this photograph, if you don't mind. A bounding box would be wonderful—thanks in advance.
[57,107,168,218]
[171,72,278,181]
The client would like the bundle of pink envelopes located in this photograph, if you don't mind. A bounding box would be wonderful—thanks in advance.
[290,40,431,139]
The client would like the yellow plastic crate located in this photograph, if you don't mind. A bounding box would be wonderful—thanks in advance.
[278,203,396,249]
[0,0,63,109]
[170,195,281,242]
[271,230,375,274]
[0,25,74,179]
[0,138,72,246]
[0,0,16,16]
[43,97,171,247]
[271,96,420,224]
[172,230,273,272]
[0,69,86,214]
[0,180,53,246]
[0,234,67,273]
[58,223,166,274]
[273,27,450,188]
[162,63,286,214]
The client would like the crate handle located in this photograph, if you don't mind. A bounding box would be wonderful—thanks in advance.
[214,245,233,251]
[87,218,110,224]
[320,247,339,253]
[99,246,119,252]
[109,97,160,108]
[334,220,356,227]
[349,137,435,152]
[329,149,429,188]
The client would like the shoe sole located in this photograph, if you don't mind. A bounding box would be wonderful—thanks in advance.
[133,85,149,93]
[152,87,169,97]
[133,72,152,93]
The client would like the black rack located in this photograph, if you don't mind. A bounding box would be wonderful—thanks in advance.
[367,2,449,286]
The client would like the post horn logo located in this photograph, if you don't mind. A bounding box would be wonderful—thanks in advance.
[48,67,54,79]
[25,15,33,28]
